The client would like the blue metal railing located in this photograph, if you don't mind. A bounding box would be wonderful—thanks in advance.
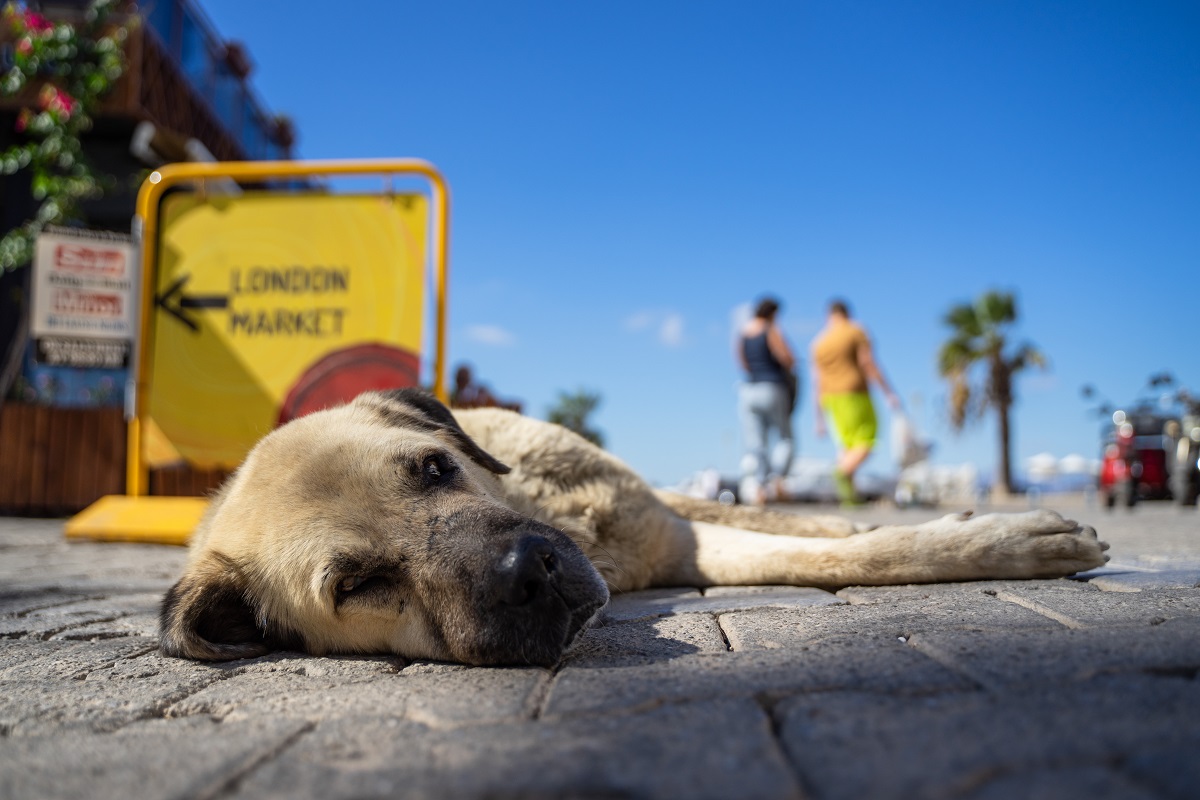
[141,0,286,160]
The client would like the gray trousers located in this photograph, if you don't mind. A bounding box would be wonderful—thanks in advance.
[738,381,794,487]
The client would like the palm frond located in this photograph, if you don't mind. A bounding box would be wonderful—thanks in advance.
[1008,342,1047,373]
[937,336,980,376]
[943,303,982,338]
[947,372,973,430]
[977,291,1016,327]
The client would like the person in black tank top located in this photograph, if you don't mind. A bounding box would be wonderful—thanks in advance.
[736,296,798,505]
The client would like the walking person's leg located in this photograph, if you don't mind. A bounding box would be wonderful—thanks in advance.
[823,392,878,505]
[738,383,771,505]
[767,383,794,501]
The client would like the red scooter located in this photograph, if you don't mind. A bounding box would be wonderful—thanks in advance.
[1097,408,1172,508]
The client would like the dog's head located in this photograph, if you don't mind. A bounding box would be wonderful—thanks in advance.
[159,389,609,667]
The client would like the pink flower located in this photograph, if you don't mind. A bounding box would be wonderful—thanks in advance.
[53,89,75,116]
[15,108,30,133]
[16,38,32,56]
[38,85,75,119]
[23,11,53,33]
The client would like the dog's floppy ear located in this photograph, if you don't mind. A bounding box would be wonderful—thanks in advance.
[366,388,511,475]
[159,552,293,661]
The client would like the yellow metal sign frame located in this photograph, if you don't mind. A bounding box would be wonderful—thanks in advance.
[128,159,450,498]
[67,159,449,544]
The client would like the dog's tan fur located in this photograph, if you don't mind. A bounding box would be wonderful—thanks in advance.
[160,389,1108,666]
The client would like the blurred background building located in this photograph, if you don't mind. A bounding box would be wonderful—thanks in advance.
[0,0,296,513]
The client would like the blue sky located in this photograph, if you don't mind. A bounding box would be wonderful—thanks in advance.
[202,0,1199,486]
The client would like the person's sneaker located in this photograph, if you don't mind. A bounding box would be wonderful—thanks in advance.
[833,470,861,505]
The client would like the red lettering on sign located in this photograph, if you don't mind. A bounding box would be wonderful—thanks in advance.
[54,244,126,276]
[51,288,123,316]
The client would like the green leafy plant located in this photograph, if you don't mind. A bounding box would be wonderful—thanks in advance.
[0,0,129,271]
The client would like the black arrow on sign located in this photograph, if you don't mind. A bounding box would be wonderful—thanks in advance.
[155,274,229,333]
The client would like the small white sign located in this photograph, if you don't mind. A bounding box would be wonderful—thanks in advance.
[31,228,137,368]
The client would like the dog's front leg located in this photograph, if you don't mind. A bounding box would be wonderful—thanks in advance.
[651,510,1109,588]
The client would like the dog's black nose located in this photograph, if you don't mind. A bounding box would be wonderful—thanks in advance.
[496,534,557,606]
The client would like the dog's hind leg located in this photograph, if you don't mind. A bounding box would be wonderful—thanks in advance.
[650,509,1108,589]
[653,491,871,538]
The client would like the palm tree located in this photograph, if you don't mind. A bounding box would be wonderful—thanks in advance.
[547,388,605,448]
[937,291,1046,495]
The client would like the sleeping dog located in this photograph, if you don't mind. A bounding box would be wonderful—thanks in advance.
[161,389,1108,666]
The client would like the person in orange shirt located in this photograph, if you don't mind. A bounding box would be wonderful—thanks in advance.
[810,299,900,504]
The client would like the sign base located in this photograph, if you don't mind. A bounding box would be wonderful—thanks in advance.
[65,495,208,546]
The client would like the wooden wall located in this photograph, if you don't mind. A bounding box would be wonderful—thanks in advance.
[148,464,230,498]
[0,404,126,516]
[0,404,229,516]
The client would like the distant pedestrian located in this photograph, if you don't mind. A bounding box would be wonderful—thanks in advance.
[810,299,899,505]
[451,364,523,412]
[451,364,496,408]
[736,296,798,505]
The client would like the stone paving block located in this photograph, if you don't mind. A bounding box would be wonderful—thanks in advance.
[0,715,311,800]
[1,539,185,574]
[52,608,161,640]
[1084,568,1200,592]
[0,637,159,679]
[774,674,1200,800]
[0,592,162,639]
[0,586,96,617]
[168,653,546,729]
[907,617,1200,690]
[1091,554,1200,572]
[995,581,1200,627]
[561,613,728,667]
[1126,554,1200,570]
[704,584,826,597]
[1122,743,1200,800]
[683,586,844,614]
[959,766,1158,800]
[0,517,62,546]
[0,645,236,735]
[0,573,178,594]
[601,586,700,621]
[719,593,1058,652]
[1071,562,1159,579]
[603,585,843,622]
[836,578,1070,606]
[0,540,185,594]
[545,635,972,717]
[231,651,408,679]
[400,665,549,728]
[230,698,801,800]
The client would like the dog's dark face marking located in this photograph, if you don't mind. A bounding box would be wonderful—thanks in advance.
[160,389,609,666]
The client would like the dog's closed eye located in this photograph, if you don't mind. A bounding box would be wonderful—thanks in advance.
[334,575,393,601]
[337,575,368,593]
[326,552,409,608]
[421,453,458,487]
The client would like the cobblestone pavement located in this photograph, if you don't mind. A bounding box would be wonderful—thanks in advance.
[1,501,1197,800]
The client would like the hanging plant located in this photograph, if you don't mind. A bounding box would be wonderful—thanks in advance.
[0,0,130,271]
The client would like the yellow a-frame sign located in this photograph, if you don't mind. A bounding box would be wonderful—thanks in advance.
[67,159,450,544]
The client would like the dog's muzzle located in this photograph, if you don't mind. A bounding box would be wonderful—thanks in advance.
[452,521,608,667]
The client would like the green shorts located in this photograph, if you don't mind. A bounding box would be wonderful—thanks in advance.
[822,392,877,449]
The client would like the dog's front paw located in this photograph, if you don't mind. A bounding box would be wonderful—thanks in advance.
[937,509,1110,579]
